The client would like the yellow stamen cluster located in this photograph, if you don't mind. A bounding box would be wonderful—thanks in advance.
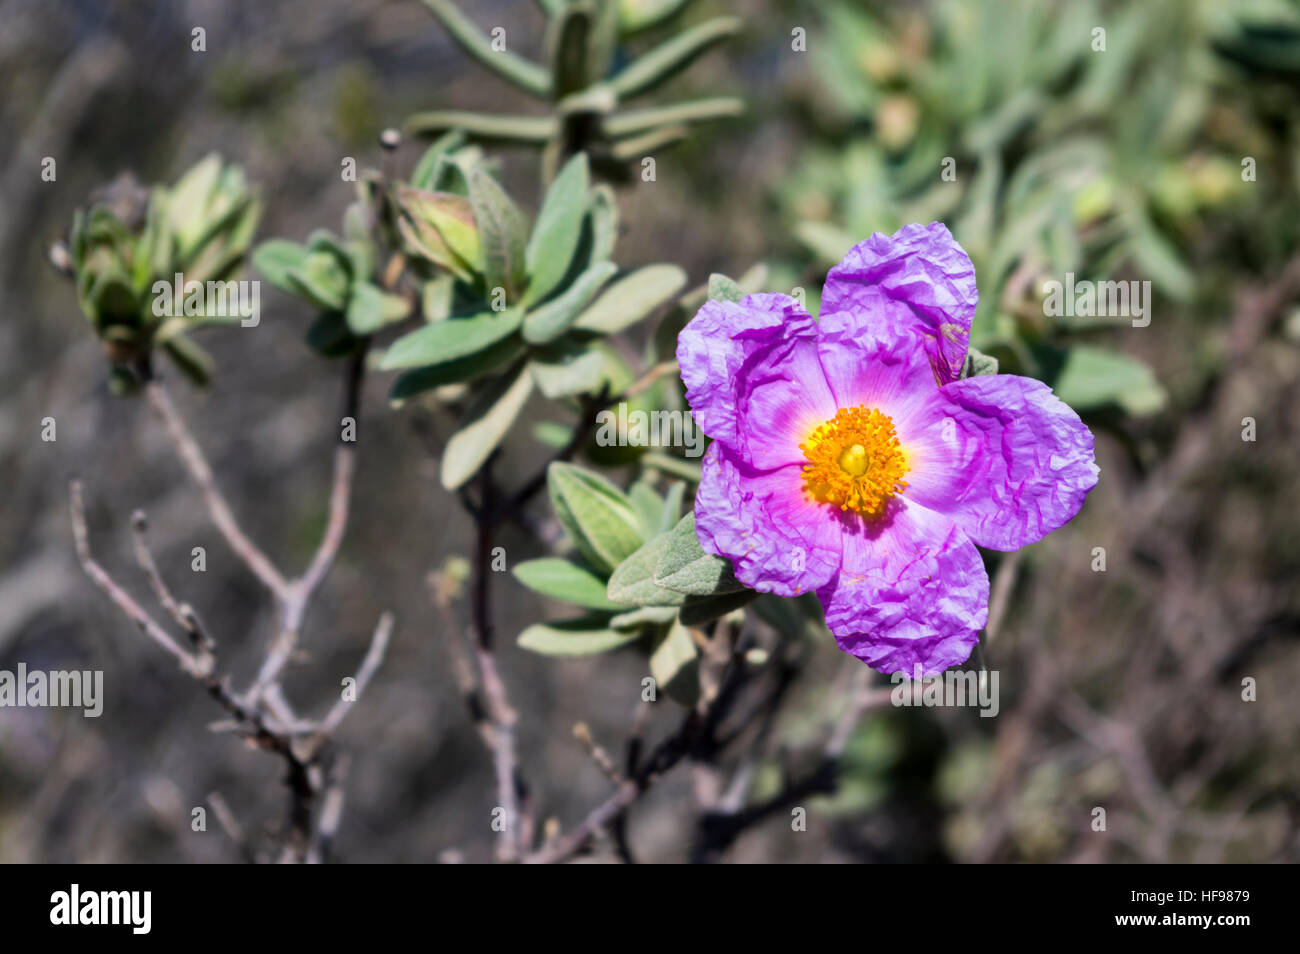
[800,405,909,516]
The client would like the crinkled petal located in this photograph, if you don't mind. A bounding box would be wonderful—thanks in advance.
[902,374,1099,551]
[821,222,977,384]
[734,334,837,469]
[816,500,988,676]
[694,443,841,597]
[817,286,946,428]
[677,293,819,450]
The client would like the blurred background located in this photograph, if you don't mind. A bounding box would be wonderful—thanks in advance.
[2,0,1298,862]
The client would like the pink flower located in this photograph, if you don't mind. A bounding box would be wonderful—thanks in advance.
[677,223,1099,675]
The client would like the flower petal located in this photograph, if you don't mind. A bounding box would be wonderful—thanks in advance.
[817,500,988,676]
[821,222,977,384]
[816,287,945,427]
[694,443,841,597]
[736,334,838,469]
[902,374,1099,551]
[677,293,819,450]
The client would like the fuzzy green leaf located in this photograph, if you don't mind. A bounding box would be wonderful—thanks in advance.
[961,345,999,378]
[707,271,743,303]
[654,512,744,595]
[441,364,533,489]
[252,239,310,294]
[513,558,625,611]
[529,349,607,399]
[463,164,529,302]
[571,264,686,335]
[605,531,687,607]
[609,16,742,100]
[346,282,411,336]
[650,620,699,704]
[548,462,646,573]
[389,336,526,400]
[518,619,640,657]
[679,589,756,626]
[381,309,522,370]
[524,153,590,306]
[522,261,618,343]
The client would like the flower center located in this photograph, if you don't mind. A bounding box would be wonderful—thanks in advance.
[800,405,909,515]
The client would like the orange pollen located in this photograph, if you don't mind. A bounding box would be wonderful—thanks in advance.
[799,405,909,516]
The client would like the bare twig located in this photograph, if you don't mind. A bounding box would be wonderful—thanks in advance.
[525,710,703,864]
[144,380,289,598]
[74,340,386,864]
[574,722,623,785]
[70,481,203,677]
[249,346,367,702]
[207,792,255,864]
[315,613,395,741]
[129,510,187,630]
[306,754,351,865]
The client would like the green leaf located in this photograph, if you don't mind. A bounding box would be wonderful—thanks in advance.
[167,154,222,252]
[306,230,357,275]
[417,0,551,97]
[534,420,573,449]
[609,16,742,100]
[513,558,625,611]
[658,481,685,533]
[587,0,620,80]
[649,620,699,705]
[679,589,756,627]
[752,591,826,641]
[548,462,646,573]
[654,512,744,595]
[345,281,411,336]
[618,0,691,34]
[88,272,139,326]
[961,345,999,378]
[707,272,743,303]
[628,480,665,539]
[610,605,679,629]
[1126,208,1195,302]
[522,261,618,343]
[1052,345,1167,417]
[642,451,702,483]
[529,349,607,399]
[381,308,523,370]
[571,264,687,335]
[161,334,214,387]
[518,619,641,657]
[422,274,455,322]
[524,153,590,306]
[411,129,466,191]
[251,240,309,294]
[605,531,686,607]
[586,184,619,264]
[600,97,744,137]
[285,251,350,311]
[463,163,529,302]
[403,111,557,144]
[546,2,594,97]
[441,364,534,490]
[389,336,526,400]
